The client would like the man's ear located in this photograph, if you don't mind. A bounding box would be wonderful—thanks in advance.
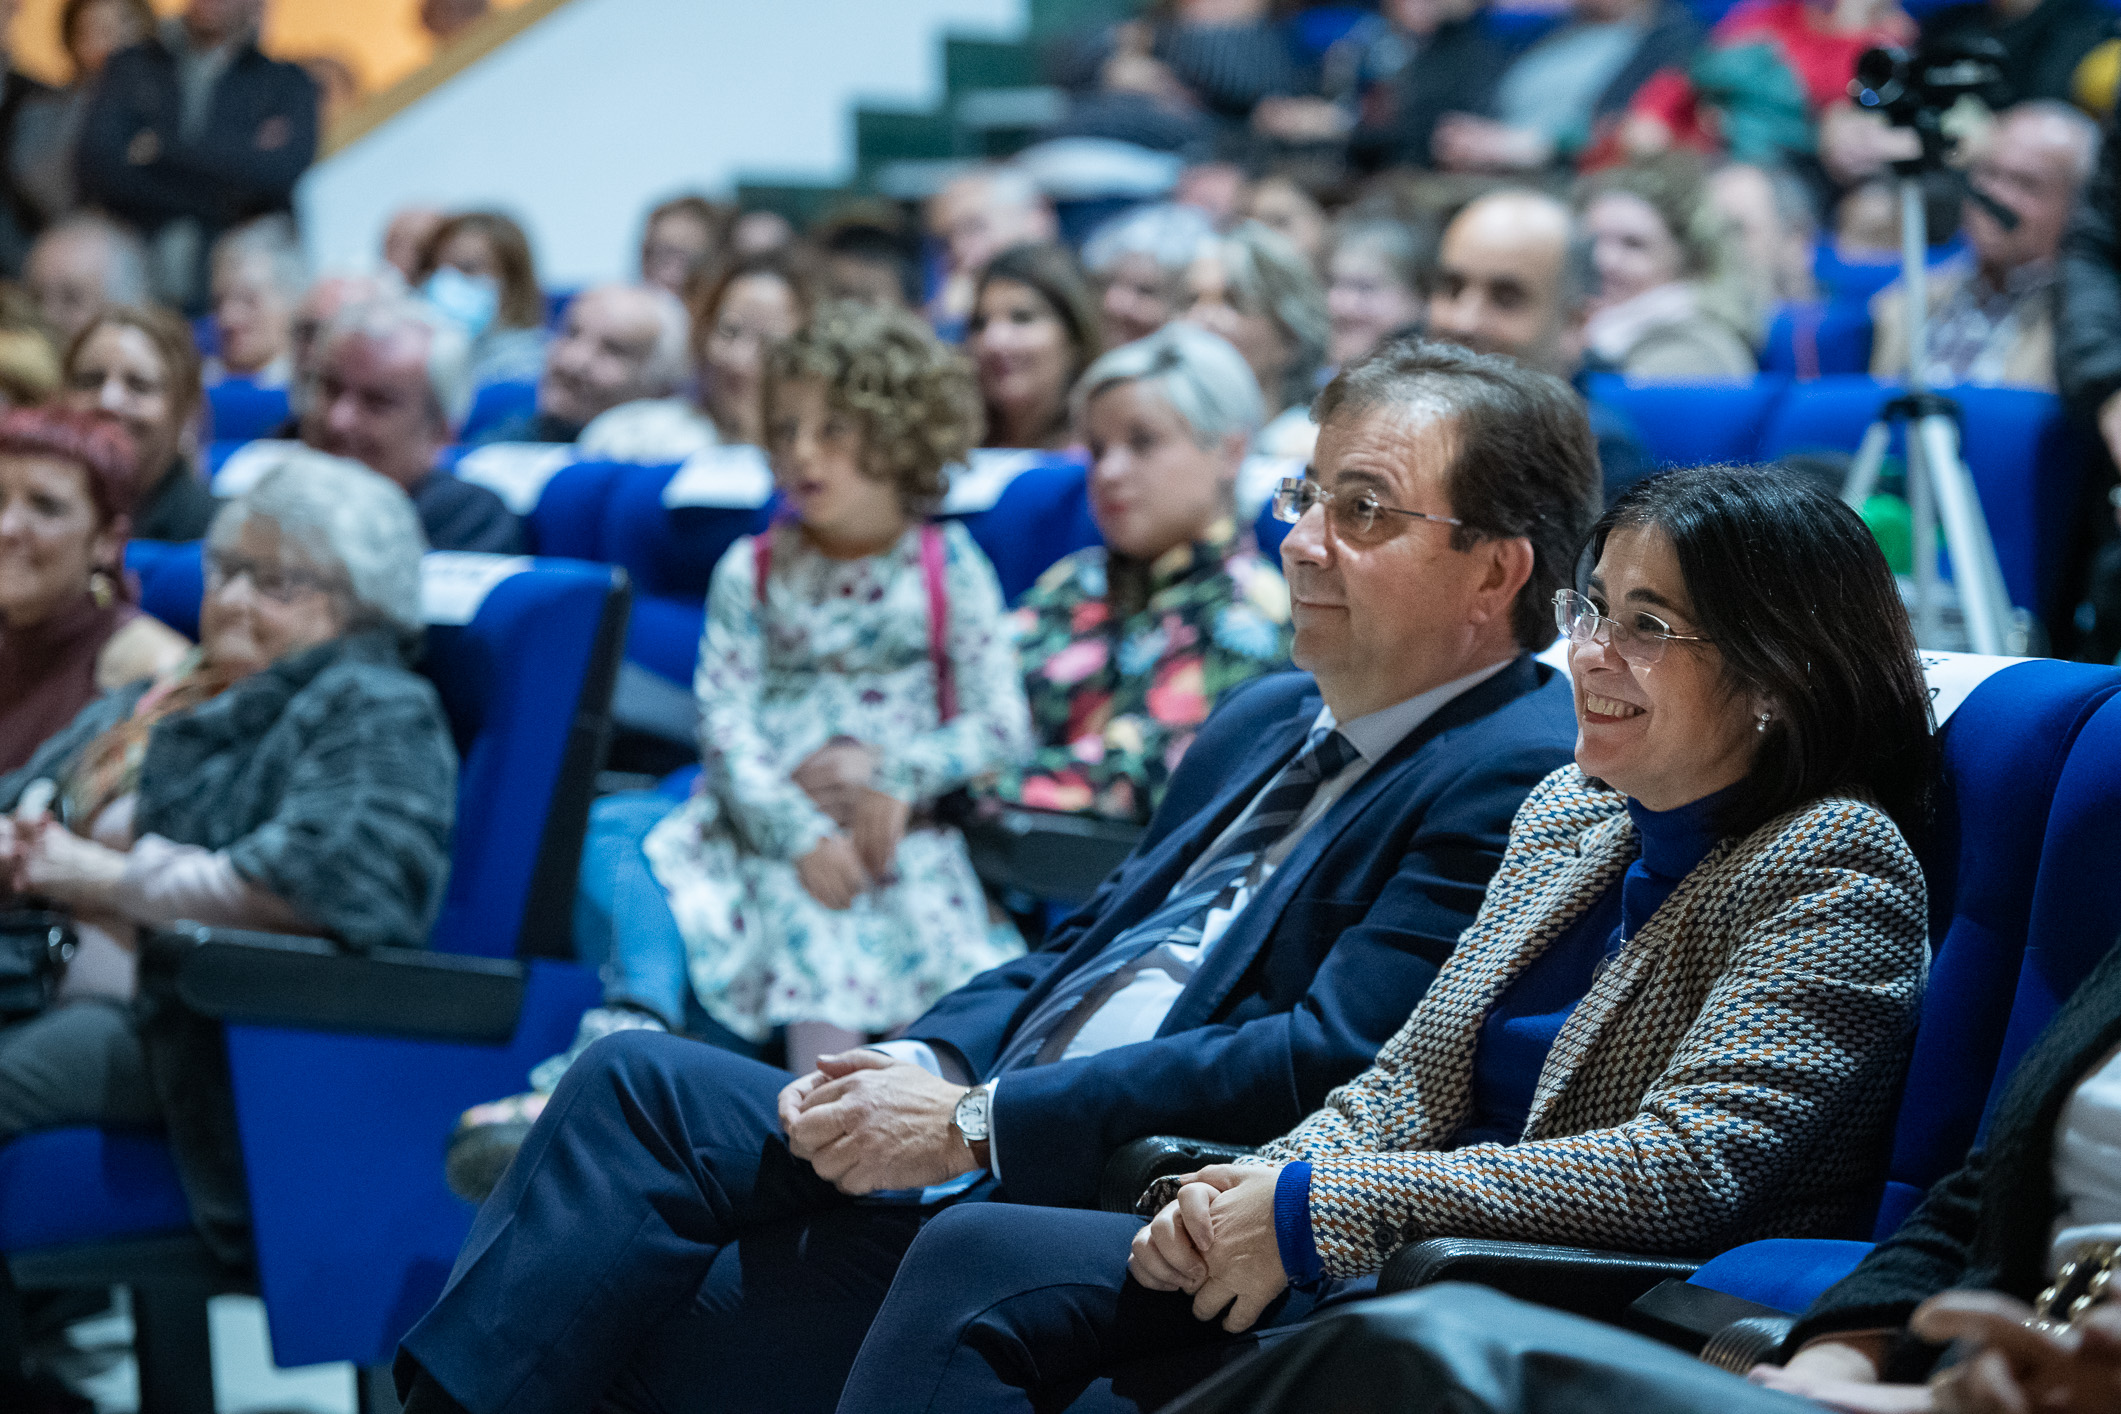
[1473,536,1535,625]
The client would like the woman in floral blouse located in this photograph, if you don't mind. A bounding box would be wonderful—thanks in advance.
[984,322,1293,825]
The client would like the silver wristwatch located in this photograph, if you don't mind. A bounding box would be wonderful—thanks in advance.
[952,1082,993,1150]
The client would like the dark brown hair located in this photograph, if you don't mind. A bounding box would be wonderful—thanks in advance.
[1314,338,1601,650]
[415,210,545,330]
[690,251,817,365]
[1585,464,1934,839]
[972,242,1105,445]
[61,0,156,71]
[66,303,204,427]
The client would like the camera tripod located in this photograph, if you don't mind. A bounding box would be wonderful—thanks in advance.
[1839,167,2019,654]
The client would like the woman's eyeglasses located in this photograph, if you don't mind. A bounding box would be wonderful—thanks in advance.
[1552,588,1712,667]
[1271,476,1463,544]
[205,550,340,605]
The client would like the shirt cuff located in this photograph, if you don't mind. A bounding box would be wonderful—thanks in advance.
[863,1042,1001,1181]
[1273,1160,1322,1288]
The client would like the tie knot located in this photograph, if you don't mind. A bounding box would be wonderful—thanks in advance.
[1303,728,1359,780]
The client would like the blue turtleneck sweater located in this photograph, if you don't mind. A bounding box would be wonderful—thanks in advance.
[1273,785,1736,1287]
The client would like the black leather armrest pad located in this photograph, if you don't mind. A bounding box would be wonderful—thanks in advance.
[146,925,528,1044]
[964,809,1145,906]
[1379,1237,1700,1316]
[1099,1136,1254,1214]
[1628,1277,1794,1355]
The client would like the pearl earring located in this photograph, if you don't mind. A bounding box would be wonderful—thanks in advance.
[1756,711,1772,733]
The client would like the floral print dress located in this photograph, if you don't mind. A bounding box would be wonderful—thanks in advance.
[641,520,1033,1041]
[984,518,1293,824]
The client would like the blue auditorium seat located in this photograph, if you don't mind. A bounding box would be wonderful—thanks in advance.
[1582,374,1790,468]
[1286,4,1367,56]
[1813,242,1966,307]
[1758,377,2078,613]
[1760,302,1874,379]
[460,378,540,443]
[205,380,292,442]
[2,549,626,1402]
[603,461,772,685]
[1688,664,2121,1314]
[951,453,1101,603]
[126,539,207,639]
[524,458,626,559]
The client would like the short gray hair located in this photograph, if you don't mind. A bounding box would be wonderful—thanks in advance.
[1071,322,1264,448]
[39,214,149,305]
[1215,220,1329,409]
[212,215,310,300]
[1082,202,1216,279]
[2001,99,2102,184]
[209,449,428,636]
[319,296,475,430]
[638,284,691,393]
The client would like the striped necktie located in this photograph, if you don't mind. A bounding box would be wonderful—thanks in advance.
[989,725,1360,1074]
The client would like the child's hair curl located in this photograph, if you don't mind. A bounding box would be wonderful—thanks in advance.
[762,301,983,512]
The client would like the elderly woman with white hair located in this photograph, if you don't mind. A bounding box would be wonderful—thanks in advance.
[0,448,455,1267]
[982,321,1292,824]
[1082,203,1218,347]
[1181,220,1331,460]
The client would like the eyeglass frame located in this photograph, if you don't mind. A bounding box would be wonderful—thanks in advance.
[1552,588,1713,666]
[1271,473,1465,542]
[204,548,346,606]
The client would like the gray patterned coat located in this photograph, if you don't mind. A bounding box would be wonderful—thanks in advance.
[1252,765,1929,1275]
[0,628,456,951]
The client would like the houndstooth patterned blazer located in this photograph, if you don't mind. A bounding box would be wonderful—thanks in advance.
[1247,764,1928,1279]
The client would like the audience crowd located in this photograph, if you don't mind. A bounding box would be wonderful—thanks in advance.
[11,0,2121,1410]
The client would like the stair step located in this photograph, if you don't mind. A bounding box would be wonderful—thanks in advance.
[1027,0,1140,38]
[944,35,1043,93]
[855,106,961,169]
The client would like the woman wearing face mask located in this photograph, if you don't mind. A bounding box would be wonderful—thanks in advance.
[980,323,1291,825]
[62,305,214,543]
[970,243,1104,451]
[0,452,453,1311]
[0,407,188,773]
[836,458,1933,1414]
[413,210,548,389]
[1578,156,1759,381]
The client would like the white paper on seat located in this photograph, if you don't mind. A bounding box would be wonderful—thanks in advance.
[662,444,774,508]
[210,439,303,497]
[454,443,580,514]
[422,552,532,625]
[1921,650,2022,726]
[939,448,1047,515]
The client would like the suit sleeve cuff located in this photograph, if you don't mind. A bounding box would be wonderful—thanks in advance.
[1274,1160,1323,1288]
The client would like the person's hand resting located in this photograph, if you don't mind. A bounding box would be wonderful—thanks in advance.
[8,815,126,905]
[792,738,879,828]
[795,835,871,910]
[850,789,910,883]
[777,1049,981,1194]
[1431,114,1555,172]
[1128,1163,1289,1333]
[1253,97,1352,143]
[1914,1290,2121,1414]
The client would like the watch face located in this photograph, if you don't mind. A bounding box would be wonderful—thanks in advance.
[954,1087,990,1142]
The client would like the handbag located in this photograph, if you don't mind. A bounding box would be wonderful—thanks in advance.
[0,909,77,1023]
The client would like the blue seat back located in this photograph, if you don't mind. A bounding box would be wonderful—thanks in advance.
[1761,302,1874,379]
[205,380,291,442]
[1979,692,2121,1139]
[460,379,539,443]
[122,541,627,958]
[602,462,771,685]
[951,455,1101,603]
[1873,661,2121,1237]
[525,458,628,559]
[0,1127,190,1251]
[1582,374,1790,467]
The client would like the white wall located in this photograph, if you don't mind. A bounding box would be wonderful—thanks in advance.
[297,0,1022,288]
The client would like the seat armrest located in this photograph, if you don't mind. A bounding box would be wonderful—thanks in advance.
[1379,1237,1700,1317]
[145,925,528,1044]
[1627,1277,1795,1359]
[964,809,1145,906]
[1099,1136,1253,1214]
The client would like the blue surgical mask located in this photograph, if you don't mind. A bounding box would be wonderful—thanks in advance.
[423,266,500,339]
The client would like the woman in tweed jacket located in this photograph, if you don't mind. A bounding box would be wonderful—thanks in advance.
[835,465,1934,1414]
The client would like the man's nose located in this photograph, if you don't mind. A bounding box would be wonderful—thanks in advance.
[1280,498,1332,567]
[95,377,125,412]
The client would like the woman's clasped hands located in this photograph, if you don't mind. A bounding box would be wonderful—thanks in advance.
[790,737,911,911]
[1127,1161,1290,1334]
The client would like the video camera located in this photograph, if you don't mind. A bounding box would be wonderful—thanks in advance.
[1850,35,2008,136]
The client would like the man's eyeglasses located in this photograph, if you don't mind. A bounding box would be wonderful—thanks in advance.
[1271,476,1463,544]
[1552,588,1712,667]
[205,550,341,605]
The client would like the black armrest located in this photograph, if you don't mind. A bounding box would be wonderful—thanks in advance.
[1098,1136,1253,1214]
[964,808,1144,906]
[145,925,528,1044]
[1627,1277,1795,1360]
[1378,1238,1700,1318]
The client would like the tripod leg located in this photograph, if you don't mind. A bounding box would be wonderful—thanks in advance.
[1918,413,2014,655]
[1906,416,1944,647]
[1843,422,1893,506]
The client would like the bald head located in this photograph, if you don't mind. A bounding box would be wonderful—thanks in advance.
[927,167,1056,280]
[1426,190,1584,378]
[1966,102,2101,280]
[538,282,691,428]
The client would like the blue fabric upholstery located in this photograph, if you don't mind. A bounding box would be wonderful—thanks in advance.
[1761,302,1874,379]
[1581,374,1790,468]
[1688,661,2121,1313]
[0,1127,191,1250]
[126,538,206,640]
[1812,243,1965,306]
[205,380,292,443]
[525,459,628,559]
[950,455,1101,603]
[601,462,770,686]
[461,379,540,442]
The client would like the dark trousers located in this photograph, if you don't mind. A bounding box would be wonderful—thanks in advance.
[396,1030,980,1414]
[836,1203,1350,1414]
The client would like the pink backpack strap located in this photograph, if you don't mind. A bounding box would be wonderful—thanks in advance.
[753,523,775,604]
[921,522,957,722]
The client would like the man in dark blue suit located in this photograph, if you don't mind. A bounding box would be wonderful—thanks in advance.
[395,341,1599,1414]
